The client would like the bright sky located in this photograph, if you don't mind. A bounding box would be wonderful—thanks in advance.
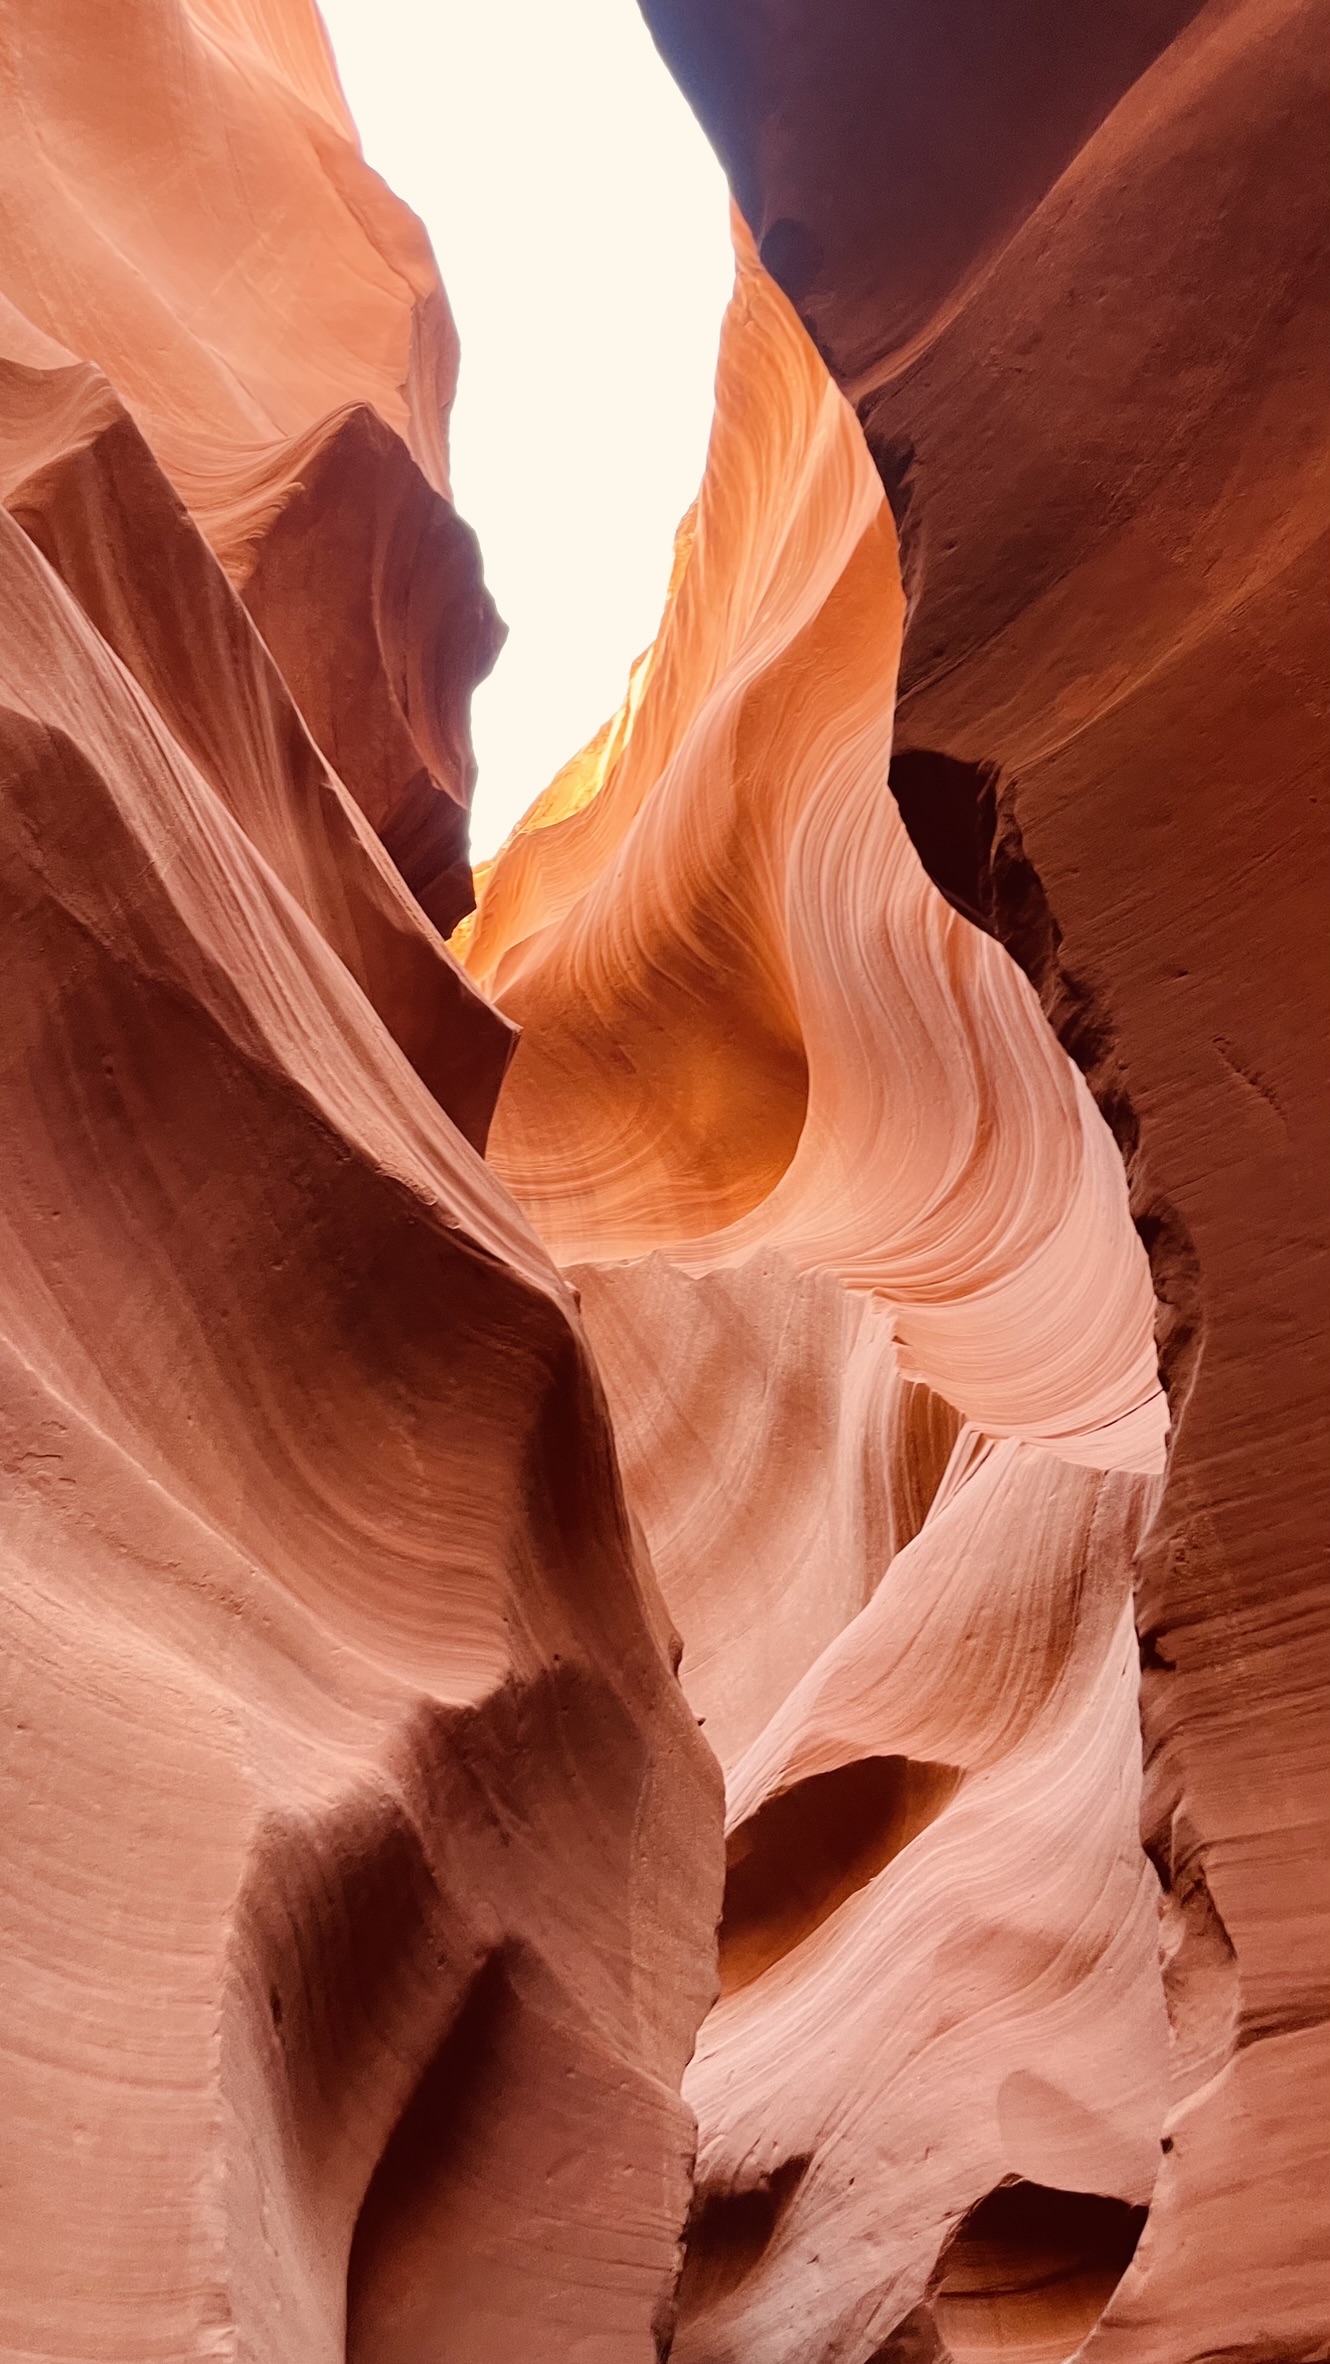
[316,0,734,857]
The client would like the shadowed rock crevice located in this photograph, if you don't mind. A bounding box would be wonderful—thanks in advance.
[930,2179,1148,2363]
[719,1755,963,1994]
[345,1950,516,2364]
[888,744,1203,1415]
[673,2157,809,2334]
[985,770,1205,1423]
[867,426,924,609]
[886,748,997,933]
[1142,1805,1239,2091]
[867,2304,949,2364]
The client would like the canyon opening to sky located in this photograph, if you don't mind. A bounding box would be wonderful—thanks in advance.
[0,4,1325,2364]
[317,0,735,856]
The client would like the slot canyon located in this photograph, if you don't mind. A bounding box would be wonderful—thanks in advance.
[0,2,1326,2360]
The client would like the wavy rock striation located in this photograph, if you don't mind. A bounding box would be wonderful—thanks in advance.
[462,224,1179,2362]
[677,1441,1169,2364]
[466,228,1167,1474]
[1,2,1325,2361]
[0,5,720,2358]
[633,3,1330,2355]
[462,16,1329,2349]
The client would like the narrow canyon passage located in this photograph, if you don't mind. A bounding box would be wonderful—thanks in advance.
[0,5,1326,2364]
[457,217,1176,2364]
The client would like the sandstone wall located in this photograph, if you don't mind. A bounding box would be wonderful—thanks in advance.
[0,6,720,2356]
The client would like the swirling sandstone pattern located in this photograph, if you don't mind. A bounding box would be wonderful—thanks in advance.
[466,228,1167,1474]
[2,1,1325,2360]
[578,1250,1177,2360]
[462,8,1328,2349]
[633,3,1330,2355]
[463,220,1182,2361]
[679,1443,1168,2364]
[0,5,719,2358]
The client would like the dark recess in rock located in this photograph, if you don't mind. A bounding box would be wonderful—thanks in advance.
[719,1755,962,1994]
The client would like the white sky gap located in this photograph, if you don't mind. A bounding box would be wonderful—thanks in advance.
[317,0,734,857]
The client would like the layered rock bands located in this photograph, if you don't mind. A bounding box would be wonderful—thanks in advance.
[1,3,1326,2363]
[0,6,716,2358]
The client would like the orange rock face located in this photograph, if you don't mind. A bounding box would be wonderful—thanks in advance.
[2,2,1326,2361]
[461,223,1185,2361]
[467,230,1167,1475]
[632,3,1330,2354]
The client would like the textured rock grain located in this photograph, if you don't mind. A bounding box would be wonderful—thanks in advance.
[636,0,1330,2350]
[2,0,1325,2358]
[466,13,1330,2343]
[464,219,1182,2363]
[0,5,720,2358]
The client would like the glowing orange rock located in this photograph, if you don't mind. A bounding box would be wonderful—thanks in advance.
[465,223,1165,1473]
[634,2,1330,2354]
[461,217,1180,2363]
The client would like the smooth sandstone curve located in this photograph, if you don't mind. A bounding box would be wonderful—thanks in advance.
[461,214,1184,2364]
[464,223,1167,1475]
[0,4,723,2356]
[636,1,1330,2354]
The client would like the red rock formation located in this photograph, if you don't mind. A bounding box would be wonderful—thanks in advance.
[2,1,1325,2359]
[462,9,1329,2342]
[0,0,501,939]
[466,229,1167,1473]
[463,219,1185,2359]
[631,4,1330,2355]
[0,5,719,2357]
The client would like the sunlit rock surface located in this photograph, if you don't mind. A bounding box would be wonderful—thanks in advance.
[1,0,502,941]
[468,0,1325,2352]
[0,5,720,2358]
[463,220,1182,2361]
[631,2,1330,2355]
[1,1,1326,2360]
[465,229,1167,1476]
